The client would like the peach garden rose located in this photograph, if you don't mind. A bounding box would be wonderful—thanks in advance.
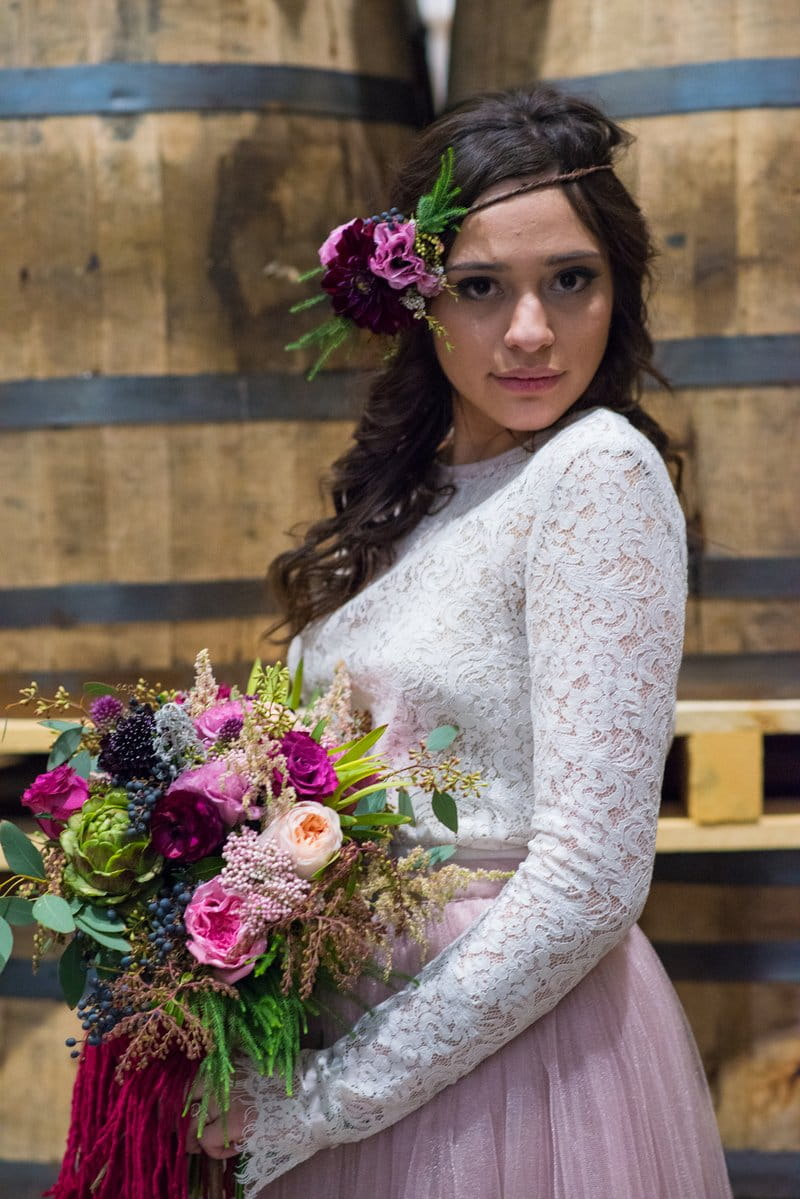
[259,802,343,880]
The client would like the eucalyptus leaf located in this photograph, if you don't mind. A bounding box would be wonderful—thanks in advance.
[0,896,36,926]
[0,916,13,971]
[58,938,87,1007]
[72,917,130,953]
[69,904,122,934]
[426,844,457,866]
[39,719,82,732]
[0,821,45,878]
[426,724,459,753]
[353,790,387,815]
[185,856,224,882]
[83,682,119,698]
[397,788,416,826]
[32,894,76,934]
[70,749,94,779]
[47,726,84,769]
[431,790,458,834]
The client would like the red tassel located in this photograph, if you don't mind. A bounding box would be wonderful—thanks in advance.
[46,1041,211,1199]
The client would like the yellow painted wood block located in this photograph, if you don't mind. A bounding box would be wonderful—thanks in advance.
[686,729,763,824]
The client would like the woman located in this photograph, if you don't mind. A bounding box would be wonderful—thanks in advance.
[192,86,732,1198]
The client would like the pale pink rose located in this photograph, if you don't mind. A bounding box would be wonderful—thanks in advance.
[165,758,253,826]
[368,220,442,295]
[319,218,360,267]
[21,764,89,839]
[184,878,266,983]
[259,802,343,880]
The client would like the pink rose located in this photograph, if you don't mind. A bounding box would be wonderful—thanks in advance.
[184,878,266,983]
[21,764,89,839]
[368,220,443,295]
[259,802,343,880]
[279,730,338,799]
[166,759,253,826]
[193,699,251,746]
[319,218,360,267]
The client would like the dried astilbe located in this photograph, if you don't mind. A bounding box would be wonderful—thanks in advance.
[302,661,369,744]
[185,649,218,718]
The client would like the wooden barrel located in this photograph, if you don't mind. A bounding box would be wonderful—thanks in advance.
[448,1,800,682]
[0,1,427,700]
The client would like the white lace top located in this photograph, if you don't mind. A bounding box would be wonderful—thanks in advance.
[238,406,687,1191]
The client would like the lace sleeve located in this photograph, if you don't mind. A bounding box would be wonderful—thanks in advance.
[237,438,687,1192]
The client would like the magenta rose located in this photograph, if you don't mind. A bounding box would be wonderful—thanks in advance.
[21,764,89,839]
[184,878,266,983]
[193,699,251,746]
[279,730,338,799]
[149,790,225,862]
[166,759,253,826]
[369,220,443,296]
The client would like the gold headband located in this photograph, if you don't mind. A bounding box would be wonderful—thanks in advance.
[467,165,615,216]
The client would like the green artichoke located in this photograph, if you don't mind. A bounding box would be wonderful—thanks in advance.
[60,789,161,905]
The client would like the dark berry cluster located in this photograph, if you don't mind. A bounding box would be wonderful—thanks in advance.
[124,779,164,836]
[146,880,193,963]
[98,701,157,781]
[368,206,405,230]
[68,976,132,1053]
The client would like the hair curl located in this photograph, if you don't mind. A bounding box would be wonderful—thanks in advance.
[269,85,675,641]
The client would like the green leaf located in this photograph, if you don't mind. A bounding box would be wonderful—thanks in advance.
[426,844,457,866]
[39,719,82,732]
[334,725,387,767]
[245,657,263,695]
[0,916,13,971]
[309,717,328,743]
[297,265,324,284]
[288,659,304,709]
[70,749,94,779]
[397,788,416,826]
[32,894,76,934]
[349,811,410,828]
[185,856,224,882]
[82,682,119,698]
[353,790,387,815]
[71,905,123,934]
[0,821,45,878]
[0,896,36,926]
[58,938,87,1007]
[426,724,459,752]
[288,293,328,314]
[431,790,458,834]
[48,726,84,769]
[73,915,130,952]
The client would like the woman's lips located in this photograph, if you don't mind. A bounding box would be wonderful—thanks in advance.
[493,372,564,393]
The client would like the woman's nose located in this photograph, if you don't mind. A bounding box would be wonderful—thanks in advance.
[504,293,555,352]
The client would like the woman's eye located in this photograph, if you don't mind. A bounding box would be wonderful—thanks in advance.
[455,276,498,300]
[552,267,598,294]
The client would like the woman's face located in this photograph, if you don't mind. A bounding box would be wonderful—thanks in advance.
[429,179,614,463]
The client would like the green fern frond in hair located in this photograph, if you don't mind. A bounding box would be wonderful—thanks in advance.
[415,147,469,236]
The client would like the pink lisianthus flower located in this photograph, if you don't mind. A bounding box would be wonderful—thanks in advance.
[166,759,254,826]
[21,763,89,839]
[193,699,252,746]
[184,878,266,983]
[368,220,443,296]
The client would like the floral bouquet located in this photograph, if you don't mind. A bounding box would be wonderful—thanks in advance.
[0,651,485,1199]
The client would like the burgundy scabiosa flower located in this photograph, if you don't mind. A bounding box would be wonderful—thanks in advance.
[98,704,157,781]
[321,218,414,336]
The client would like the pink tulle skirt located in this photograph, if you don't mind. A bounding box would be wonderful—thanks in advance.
[256,871,732,1199]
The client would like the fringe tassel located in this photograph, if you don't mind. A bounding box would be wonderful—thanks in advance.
[46,1041,236,1199]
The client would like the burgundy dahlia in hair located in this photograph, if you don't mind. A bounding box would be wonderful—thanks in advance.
[321,218,414,335]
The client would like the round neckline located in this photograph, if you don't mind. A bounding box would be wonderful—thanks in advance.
[436,407,602,482]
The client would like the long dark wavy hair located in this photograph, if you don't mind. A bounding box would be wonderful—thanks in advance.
[269,85,674,641]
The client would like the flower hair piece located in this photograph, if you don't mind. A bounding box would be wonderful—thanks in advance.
[286,147,469,379]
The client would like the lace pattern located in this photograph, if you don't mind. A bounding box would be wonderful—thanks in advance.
[237,408,687,1190]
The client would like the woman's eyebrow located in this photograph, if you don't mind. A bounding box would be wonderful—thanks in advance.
[447,249,604,272]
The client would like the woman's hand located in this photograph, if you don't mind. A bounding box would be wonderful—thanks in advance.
[185,1090,247,1160]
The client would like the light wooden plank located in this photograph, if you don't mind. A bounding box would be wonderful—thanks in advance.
[686,728,763,824]
[656,813,800,853]
[674,699,800,734]
[0,719,57,754]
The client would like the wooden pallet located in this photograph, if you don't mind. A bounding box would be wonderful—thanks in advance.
[3,701,800,857]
